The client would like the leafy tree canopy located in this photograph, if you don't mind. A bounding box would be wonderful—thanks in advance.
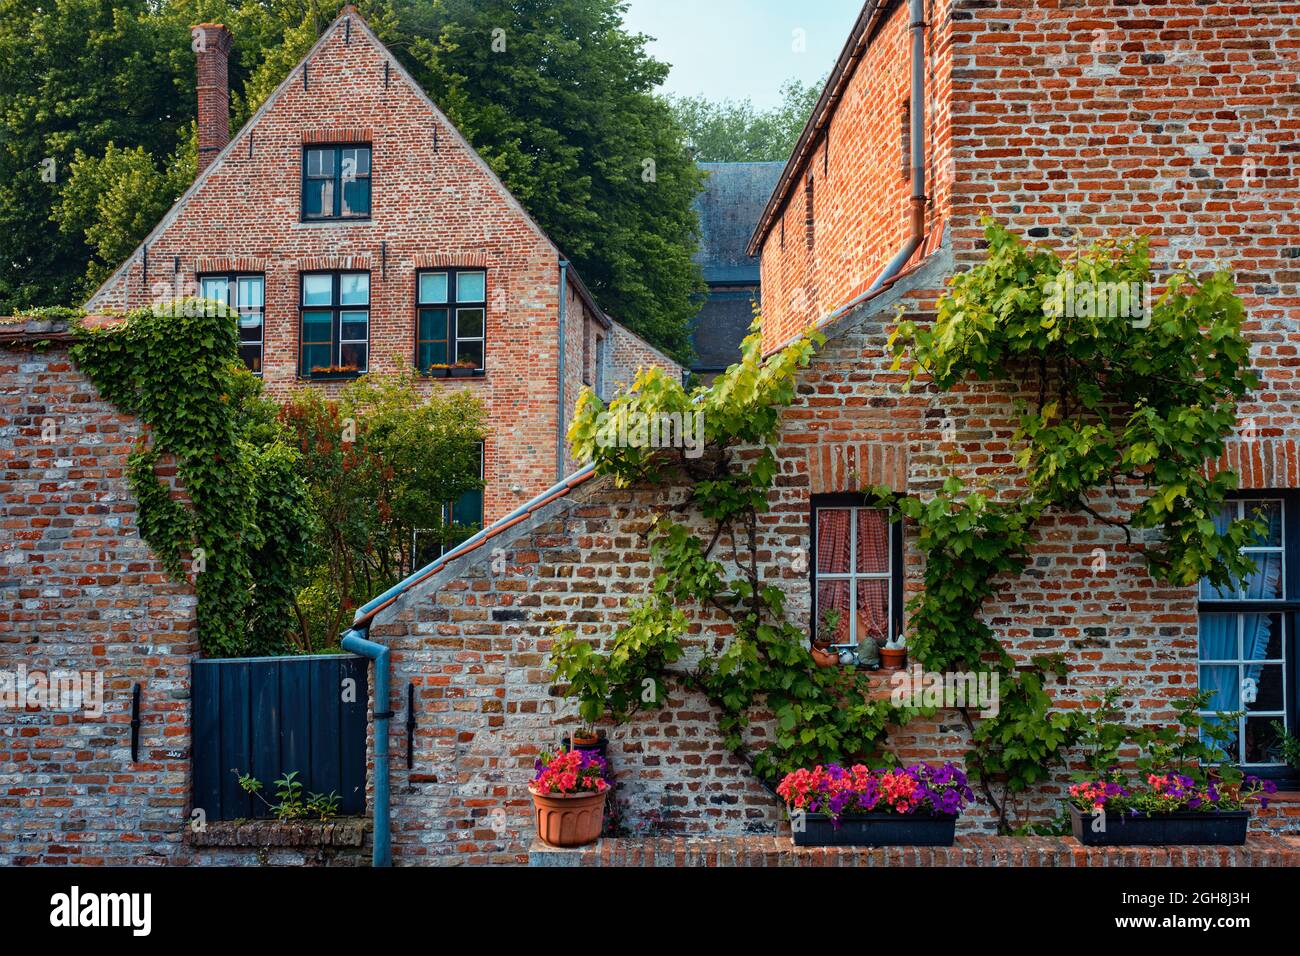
[666,78,822,164]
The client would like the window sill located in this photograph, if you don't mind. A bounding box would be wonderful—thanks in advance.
[421,368,486,380]
[296,217,373,226]
[299,372,365,383]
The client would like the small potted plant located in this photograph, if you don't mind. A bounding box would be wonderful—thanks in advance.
[424,363,452,378]
[529,748,610,848]
[811,607,842,668]
[450,358,480,378]
[880,634,907,669]
[776,762,974,847]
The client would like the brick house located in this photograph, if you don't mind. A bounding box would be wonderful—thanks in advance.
[83,6,680,528]
[350,0,1300,864]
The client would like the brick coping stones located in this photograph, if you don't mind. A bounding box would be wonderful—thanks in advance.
[529,835,1300,867]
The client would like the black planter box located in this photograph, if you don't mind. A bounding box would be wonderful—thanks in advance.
[1068,803,1249,846]
[791,812,957,847]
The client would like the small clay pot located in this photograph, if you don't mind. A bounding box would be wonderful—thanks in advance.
[572,732,600,748]
[880,647,907,669]
[811,645,840,667]
[529,787,609,847]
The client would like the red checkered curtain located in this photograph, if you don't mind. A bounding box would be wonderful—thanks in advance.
[856,511,889,641]
[816,509,852,642]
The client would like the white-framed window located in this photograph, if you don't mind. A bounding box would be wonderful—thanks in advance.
[810,498,901,650]
[1197,496,1296,772]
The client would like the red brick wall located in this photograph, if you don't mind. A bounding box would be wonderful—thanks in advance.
[757,0,957,351]
[85,12,679,525]
[0,329,197,865]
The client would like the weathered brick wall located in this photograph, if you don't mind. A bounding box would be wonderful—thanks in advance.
[369,233,1300,863]
[0,322,371,866]
[83,11,680,525]
[0,325,198,865]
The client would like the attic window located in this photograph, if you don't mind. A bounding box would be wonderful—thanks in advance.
[303,145,372,220]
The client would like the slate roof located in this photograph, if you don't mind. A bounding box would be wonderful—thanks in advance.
[693,162,784,286]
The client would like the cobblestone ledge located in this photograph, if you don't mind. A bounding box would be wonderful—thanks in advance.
[529,834,1300,867]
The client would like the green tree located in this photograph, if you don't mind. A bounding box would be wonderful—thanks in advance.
[0,0,196,310]
[667,78,822,164]
[279,366,487,648]
[3,0,705,362]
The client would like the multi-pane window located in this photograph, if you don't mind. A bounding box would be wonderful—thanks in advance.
[1197,497,1296,774]
[810,498,902,651]
[199,274,264,374]
[411,443,485,571]
[302,145,371,220]
[299,272,369,378]
[416,270,486,374]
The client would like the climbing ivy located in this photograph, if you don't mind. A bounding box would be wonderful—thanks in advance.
[875,218,1263,830]
[553,326,909,783]
[549,218,1261,830]
[71,301,314,657]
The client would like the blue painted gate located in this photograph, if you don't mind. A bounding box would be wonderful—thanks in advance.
[191,654,368,821]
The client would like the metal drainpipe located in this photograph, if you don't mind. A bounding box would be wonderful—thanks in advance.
[866,0,928,295]
[556,260,569,482]
[341,629,392,867]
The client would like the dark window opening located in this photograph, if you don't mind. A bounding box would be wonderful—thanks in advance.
[416,269,486,374]
[303,145,371,220]
[299,271,369,378]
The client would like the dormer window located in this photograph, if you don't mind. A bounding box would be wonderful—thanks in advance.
[303,145,371,220]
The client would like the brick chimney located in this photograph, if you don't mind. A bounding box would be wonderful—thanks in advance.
[191,23,234,176]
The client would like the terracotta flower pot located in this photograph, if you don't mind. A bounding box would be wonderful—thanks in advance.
[880,647,907,669]
[811,645,840,668]
[529,787,609,848]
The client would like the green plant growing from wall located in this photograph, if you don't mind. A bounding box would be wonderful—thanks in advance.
[548,218,1262,830]
[551,326,912,783]
[71,301,315,657]
[877,218,1263,831]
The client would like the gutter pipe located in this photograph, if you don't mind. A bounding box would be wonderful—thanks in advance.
[557,260,570,482]
[340,629,391,867]
[866,0,928,296]
[339,461,598,867]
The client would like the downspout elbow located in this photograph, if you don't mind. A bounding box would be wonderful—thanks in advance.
[341,628,392,868]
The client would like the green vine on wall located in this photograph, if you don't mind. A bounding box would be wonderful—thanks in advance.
[71,302,312,657]
[874,218,1263,830]
[551,218,1261,832]
[554,328,911,783]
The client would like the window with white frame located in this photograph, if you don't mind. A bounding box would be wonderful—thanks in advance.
[1197,496,1297,776]
[810,497,902,652]
[199,274,264,374]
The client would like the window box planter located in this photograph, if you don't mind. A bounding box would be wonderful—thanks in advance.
[792,811,957,847]
[1067,803,1249,846]
[423,366,452,379]
[450,366,481,378]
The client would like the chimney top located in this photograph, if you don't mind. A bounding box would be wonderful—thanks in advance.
[192,23,234,178]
